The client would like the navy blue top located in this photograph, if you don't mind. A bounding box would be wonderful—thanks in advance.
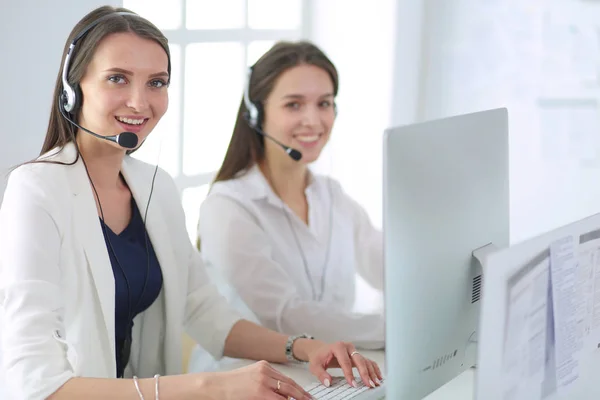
[100,197,163,378]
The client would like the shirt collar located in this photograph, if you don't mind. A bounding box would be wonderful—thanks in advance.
[241,163,318,203]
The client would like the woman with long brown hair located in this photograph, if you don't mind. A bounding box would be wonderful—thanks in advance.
[195,41,385,362]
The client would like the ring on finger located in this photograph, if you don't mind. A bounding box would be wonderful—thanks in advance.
[276,380,281,392]
[350,350,360,357]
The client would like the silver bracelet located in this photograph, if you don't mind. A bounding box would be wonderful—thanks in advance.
[154,374,160,400]
[133,376,145,400]
[285,333,314,363]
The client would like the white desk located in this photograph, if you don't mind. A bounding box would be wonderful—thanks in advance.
[219,350,475,399]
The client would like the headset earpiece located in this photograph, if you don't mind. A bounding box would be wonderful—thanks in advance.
[61,81,77,113]
[61,11,136,115]
[245,102,258,128]
[62,83,82,114]
[243,102,263,130]
[253,102,264,129]
[243,66,264,129]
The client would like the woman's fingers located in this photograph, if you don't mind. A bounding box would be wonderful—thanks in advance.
[346,347,373,388]
[259,361,312,399]
[372,359,384,382]
[330,342,356,387]
[270,378,312,400]
[365,360,379,387]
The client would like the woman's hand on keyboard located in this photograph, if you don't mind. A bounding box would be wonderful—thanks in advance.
[296,340,384,391]
[204,360,314,400]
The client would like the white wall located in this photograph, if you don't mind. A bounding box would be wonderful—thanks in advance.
[308,0,400,229]
[0,0,121,202]
[419,0,600,243]
[311,0,600,247]
[388,1,427,127]
[309,0,413,312]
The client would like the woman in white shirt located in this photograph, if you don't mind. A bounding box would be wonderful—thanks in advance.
[195,41,385,354]
[0,7,382,399]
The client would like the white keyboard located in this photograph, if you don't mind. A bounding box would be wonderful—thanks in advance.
[305,377,386,400]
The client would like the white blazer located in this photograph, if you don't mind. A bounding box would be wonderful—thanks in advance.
[197,165,384,349]
[0,143,241,400]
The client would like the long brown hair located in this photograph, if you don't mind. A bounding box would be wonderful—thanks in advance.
[212,41,339,183]
[39,5,170,165]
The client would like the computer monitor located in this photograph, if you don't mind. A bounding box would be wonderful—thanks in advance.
[383,108,510,399]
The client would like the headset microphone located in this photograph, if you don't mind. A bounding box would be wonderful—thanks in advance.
[243,66,303,162]
[64,116,138,149]
[242,113,302,161]
[258,129,303,161]
[59,103,138,149]
[58,11,140,150]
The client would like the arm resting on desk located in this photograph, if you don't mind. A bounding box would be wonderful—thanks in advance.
[223,319,321,364]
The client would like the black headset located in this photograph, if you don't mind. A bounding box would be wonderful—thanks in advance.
[61,11,138,115]
[242,65,338,131]
[59,11,148,149]
[242,65,338,163]
[242,66,263,130]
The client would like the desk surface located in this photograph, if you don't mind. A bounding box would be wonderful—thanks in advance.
[220,351,475,399]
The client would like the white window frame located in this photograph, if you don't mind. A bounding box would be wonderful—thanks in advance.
[153,0,312,195]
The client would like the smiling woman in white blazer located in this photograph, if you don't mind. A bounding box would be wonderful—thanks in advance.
[0,6,383,400]
[190,41,385,375]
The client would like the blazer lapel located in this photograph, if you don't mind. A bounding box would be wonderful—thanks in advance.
[63,145,116,372]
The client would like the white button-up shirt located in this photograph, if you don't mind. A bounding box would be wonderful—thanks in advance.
[198,165,384,348]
